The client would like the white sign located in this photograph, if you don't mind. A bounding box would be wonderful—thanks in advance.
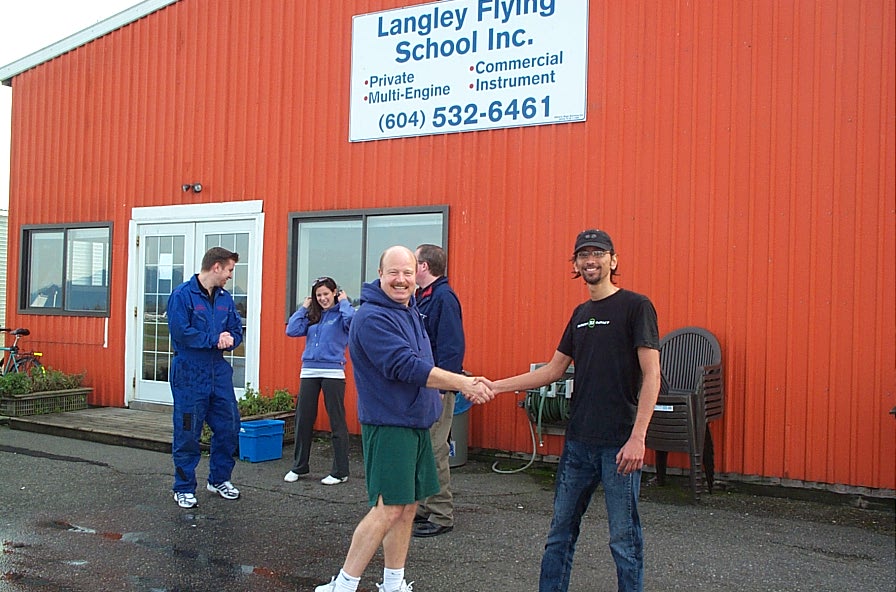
[350,0,588,142]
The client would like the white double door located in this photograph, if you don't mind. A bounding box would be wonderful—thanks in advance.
[126,202,263,406]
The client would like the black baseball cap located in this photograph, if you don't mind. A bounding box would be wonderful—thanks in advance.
[573,229,614,254]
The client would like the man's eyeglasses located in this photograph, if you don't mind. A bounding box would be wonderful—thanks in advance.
[576,250,610,260]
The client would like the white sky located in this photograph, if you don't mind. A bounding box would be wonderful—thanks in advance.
[0,1,141,210]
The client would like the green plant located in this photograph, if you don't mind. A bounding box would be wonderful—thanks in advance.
[0,368,85,397]
[237,384,296,416]
[30,369,85,392]
[0,372,32,396]
[200,384,295,446]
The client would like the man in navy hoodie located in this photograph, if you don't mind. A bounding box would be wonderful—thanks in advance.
[316,246,493,592]
[412,243,465,538]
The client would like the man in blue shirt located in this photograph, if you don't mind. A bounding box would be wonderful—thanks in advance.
[167,247,244,509]
[412,243,465,538]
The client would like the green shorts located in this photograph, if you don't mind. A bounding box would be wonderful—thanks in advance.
[361,424,439,506]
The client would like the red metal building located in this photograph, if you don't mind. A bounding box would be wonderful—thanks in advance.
[1,0,893,495]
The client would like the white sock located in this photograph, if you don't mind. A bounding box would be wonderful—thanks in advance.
[334,569,360,592]
[382,567,405,591]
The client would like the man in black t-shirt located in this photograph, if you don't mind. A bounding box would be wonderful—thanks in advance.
[490,229,661,592]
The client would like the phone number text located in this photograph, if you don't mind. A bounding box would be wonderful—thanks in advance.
[377,96,552,134]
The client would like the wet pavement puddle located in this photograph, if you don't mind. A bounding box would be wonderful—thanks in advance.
[3,519,348,590]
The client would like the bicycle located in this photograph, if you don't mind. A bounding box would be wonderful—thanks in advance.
[0,328,45,376]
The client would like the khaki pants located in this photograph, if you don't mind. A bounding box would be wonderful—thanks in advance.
[416,391,455,526]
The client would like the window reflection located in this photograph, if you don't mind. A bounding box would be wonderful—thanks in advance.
[23,225,111,314]
[289,209,446,316]
[28,232,64,308]
[295,219,363,307]
[66,228,111,312]
[366,213,444,281]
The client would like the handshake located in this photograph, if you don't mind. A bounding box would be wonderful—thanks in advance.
[428,367,510,405]
[460,375,500,405]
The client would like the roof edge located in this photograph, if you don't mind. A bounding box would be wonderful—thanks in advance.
[1,0,180,86]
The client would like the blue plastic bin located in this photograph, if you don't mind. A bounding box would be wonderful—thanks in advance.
[239,419,285,462]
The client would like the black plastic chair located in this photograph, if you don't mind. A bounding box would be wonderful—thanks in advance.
[646,327,724,499]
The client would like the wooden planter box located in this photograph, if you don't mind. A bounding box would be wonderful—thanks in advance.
[0,388,92,417]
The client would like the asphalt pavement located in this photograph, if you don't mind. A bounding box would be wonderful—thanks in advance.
[0,426,893,592]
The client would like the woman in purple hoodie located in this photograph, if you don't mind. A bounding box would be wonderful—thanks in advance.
[284,276,355,485]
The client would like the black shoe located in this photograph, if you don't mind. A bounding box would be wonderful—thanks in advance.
[413,514,430,524]
[412,522,454,538]
[644,475,666,488]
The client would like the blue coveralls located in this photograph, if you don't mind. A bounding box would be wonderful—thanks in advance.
[167,274,244,493]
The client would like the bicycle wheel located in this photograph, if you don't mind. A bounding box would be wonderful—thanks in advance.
[13,355,44,376]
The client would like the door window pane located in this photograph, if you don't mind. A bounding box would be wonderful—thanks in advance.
[141,235,182,384]
[204,232,249,389]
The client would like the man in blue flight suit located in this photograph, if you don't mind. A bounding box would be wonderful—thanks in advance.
[167,247,244,508]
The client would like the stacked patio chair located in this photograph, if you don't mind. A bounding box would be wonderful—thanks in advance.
[646,326,724,500]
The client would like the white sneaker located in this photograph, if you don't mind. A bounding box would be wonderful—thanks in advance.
[284,471,303,482]
[376,580,414,592]
[315,576,337,591]
[173,492,198,508]
[206,481,240,499]
[321,475,348,486]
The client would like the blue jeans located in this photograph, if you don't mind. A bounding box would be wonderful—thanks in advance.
[539,440,643,592]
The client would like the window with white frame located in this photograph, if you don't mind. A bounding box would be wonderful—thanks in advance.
[287,207,447,316]
[20,223,112,316]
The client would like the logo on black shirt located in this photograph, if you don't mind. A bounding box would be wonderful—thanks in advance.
[577,317,610,329]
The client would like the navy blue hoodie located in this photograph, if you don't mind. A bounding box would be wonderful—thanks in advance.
[348,279,442,429]
[416,276,464,374]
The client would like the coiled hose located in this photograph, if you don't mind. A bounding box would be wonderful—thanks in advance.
[491,383,572,474]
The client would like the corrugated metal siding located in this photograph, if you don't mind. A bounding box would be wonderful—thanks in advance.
[4,0,893,491]
[0,212,6,328]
